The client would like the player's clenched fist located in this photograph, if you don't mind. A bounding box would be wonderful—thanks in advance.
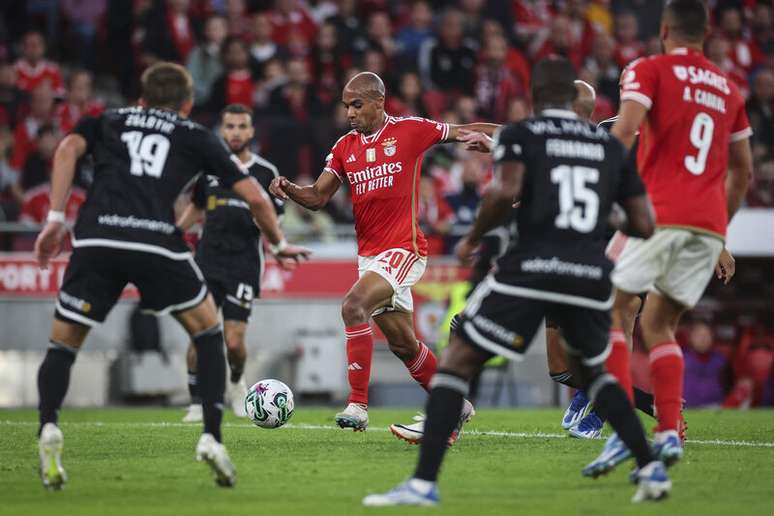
[269,176,290,200]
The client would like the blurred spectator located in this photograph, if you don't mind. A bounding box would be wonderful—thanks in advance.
[746,67,774,152]
[11,85,58,171]
[55,70,105,134]
[583,33,620,105]
[418,9,477,96]
[475,34,525,122]
[718,5,763,74]
[60,0,106,71]
[459,0,486,40]
[385,72,429,118]
[395,1,433,62]
[224,0,252,40]
[454,96,477,124]
[363,11,397,61]
[480,20,531,94]
[511,0,554,46]
[250,13,283,65]
[613,11,644,68]
[612,0,663,40]
[310,22,350,111]
[562,0,596,64]
[506,97,529,123]
[0,61,25,129]
[0,126,22,222]
[418,176,452,256]
[724,324,774,408]
[143,0,198,64]
[325,0,364,52]
[270,0,318,47]
[20,124,60,191]
[706,34,749,95]
[361,49,387,79]
[205,37,260,115]
[534,15,578,67]
[444,153,485,252]
[13,31,64,96]
[187,15,228,107]
[750,2,774,58]
[747,158,774,207]
[683,321,728,408]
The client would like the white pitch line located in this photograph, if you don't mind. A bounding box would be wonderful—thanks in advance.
[3,420,773,449]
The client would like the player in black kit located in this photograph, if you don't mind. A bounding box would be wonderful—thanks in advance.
[34,63,309,490]
[177,104,285,422]
[363,57,671,506]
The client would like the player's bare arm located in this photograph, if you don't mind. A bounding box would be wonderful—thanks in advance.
[445,123,501,143]
[618,195,656,239]
[611,100,647,150]
[176,203,204,232]
[269,170,341,211]
[34,133,87,269]
[455,161,524,266]
[232,177,311,263]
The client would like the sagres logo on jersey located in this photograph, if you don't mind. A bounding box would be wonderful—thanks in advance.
[382,137,397,157]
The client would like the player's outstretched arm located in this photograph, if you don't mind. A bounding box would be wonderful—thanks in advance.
[34,134,87,269]
[269,170,340,211]
[455,161,524,265]
[611,100,647,151]
[232,177,311,263]
[176,203,204,232]
[445,123,501,143]
[726,137,753,221]
[619,195,655,239]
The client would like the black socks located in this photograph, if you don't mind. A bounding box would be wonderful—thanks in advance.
[38,342,77,435]
[414,371,467,482]
[193,325,226,442]
[590,374,654,469]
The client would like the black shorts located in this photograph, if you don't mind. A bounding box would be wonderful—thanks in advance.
[456,276,611,366]
[55,246,207,327]
[197,259,259,323]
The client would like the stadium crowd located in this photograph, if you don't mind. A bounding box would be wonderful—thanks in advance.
[0,0,772,405]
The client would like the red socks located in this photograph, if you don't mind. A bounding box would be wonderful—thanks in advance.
[404,341,438,391]
[345,323,373,406]
[605,329,633,403]
[649,341,684,432]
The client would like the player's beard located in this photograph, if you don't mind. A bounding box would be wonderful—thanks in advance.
[227,141,249,154]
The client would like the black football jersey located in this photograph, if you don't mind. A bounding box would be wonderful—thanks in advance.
[72,107,248,253]
[193,152,284,261]
[491,109,646,306]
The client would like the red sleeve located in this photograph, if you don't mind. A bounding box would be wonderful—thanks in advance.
[619,57,658,110]
[406,117,450,152]
[730,90,753,142]
[324,138,346,182]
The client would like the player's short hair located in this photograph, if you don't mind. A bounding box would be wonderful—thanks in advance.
[531,57,578,109]
[664,0,708,43]
[221,104,253,124]
[140,62,193,111]
[344,72,386,99]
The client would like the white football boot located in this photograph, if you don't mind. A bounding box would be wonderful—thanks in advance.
[227,379,248,418]
[39,423,67,490]
[182,403,203,423]
[389,399,476,445]
[335,403,369,431]
[196,433,236,487]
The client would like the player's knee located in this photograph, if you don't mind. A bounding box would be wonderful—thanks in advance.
[341,295,368,325]
[224,330,245,351]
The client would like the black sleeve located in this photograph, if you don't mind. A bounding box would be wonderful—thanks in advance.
[197,130,248,188]
[254,164,285,217]
[492,123,528,165]
[192,175,207,209]
[73,115,102,154]
[614,139,647,202]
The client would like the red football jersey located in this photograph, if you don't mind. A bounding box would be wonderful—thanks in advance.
[325,115,450,257]
[620,48,752,238]
[14,60,65,95]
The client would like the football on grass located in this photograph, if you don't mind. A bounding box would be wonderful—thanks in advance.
[245,379,295,428]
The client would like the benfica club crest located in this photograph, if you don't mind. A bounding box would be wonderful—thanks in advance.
[382,137,397,157]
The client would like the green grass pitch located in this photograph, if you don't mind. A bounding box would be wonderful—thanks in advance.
[2,408,773,515]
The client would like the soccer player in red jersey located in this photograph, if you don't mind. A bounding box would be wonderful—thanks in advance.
[270,72,498,433]
[585,0,753,475]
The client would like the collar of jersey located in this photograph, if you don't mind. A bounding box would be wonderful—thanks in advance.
[360,114,395,144]
[670,47,702,56]
[541,109,578,119]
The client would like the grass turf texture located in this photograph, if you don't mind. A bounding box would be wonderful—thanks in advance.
[1,408,773,515]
